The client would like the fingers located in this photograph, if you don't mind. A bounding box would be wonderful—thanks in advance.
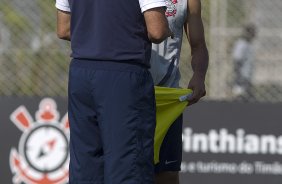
[187,90,206,106]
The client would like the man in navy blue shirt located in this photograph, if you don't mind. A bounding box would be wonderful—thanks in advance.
[56,0,172,183]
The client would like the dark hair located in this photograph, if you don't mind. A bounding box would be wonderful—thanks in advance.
[244,23,257,38]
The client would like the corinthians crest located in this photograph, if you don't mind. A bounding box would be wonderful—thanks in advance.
[165,0,178,17]
[9,98,69,184]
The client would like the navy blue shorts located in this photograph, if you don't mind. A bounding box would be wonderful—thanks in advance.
[155,115,183,173]
[68,59,156,184]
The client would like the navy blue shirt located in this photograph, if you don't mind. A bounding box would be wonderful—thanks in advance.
[68,0,152,67]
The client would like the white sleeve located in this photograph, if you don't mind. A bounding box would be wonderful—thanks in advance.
[55,0,71,12]
[139,0,166,13]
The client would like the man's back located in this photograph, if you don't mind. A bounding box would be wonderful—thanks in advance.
[68,0,152,65]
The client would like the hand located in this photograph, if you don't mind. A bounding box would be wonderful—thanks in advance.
[187,73,206,106]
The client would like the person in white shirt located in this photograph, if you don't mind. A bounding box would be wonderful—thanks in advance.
[150,0,208,184]
[232,24,257,99]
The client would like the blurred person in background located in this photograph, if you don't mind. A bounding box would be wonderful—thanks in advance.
[55,0,173,183]
[150,0,208,184]
[231,23,257,100]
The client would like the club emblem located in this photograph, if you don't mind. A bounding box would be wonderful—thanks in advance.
[9,98,69,184]
[166,0,178,17]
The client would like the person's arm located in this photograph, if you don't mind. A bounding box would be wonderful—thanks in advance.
[57,10,71,41]
[140,0,173,43]
[143,8,173,43]
[184,0,209,105]
[55,0,71,41]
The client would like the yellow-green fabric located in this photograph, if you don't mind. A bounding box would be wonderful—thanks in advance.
[154,86,193,164]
